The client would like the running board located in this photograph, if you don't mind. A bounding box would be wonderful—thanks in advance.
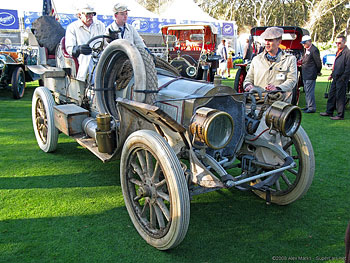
[73,134,116,163]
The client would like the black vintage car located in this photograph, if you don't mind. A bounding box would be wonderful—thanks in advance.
[0,37,41,99]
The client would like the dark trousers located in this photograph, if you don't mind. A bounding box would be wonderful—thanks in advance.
[326,79,347,118]
[303,79,316,111]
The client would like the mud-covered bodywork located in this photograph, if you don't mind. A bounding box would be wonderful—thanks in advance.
[32,38,315,251]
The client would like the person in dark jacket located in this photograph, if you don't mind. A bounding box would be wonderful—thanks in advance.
[300,35,322,113]
[320,35,350,120]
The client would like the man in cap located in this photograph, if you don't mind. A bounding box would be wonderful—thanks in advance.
[65,3,106,82]
[300,35,322,113]
[243,26,297,103]
[105,3,145,48]
[320,35,350,120]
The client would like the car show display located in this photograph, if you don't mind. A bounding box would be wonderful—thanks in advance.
[31,33,315,250]
[0,40,42,99]
[161,24,220,82]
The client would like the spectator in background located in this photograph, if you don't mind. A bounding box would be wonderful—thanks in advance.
[105,3,145,48]
[243,37,252,60]
[217,39,228,78]
[300,35,322,113]
[320,35,350,120]
[65,3,105,82]
[227,50,233,78]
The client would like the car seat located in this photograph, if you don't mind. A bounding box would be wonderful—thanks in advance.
[56,37,79,78]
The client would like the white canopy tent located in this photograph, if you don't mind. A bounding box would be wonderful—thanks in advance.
[2,0,158,18]
[160,0,218,22]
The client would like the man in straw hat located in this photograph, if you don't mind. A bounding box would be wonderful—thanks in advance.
[243,26,297,103]
[65,3,105,82]
[105,3,145,48]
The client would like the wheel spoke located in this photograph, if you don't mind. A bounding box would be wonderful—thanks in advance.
[275,179,281,191]
[154,203,165,229]
[155,179,166,189]
[287,168,298,176]
[157,189,170,202]
[283,140,293,151]
[156,198,170,222]
[145,151,154,177]
[129,178,143,186]
[151,161,160,182]
[149,204,156,228]
[133,195,142,202]
[281,173,292,186]
[136,150,147,174]
[131,159,145,182]
[140,198,150,218]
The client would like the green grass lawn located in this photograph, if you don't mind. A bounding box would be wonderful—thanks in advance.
[0,73,349,263]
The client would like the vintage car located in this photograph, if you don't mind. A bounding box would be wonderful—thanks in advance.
[32,36,315,250]
[0,30,45,99]
[234,26,310,105]
[161,24,220,82]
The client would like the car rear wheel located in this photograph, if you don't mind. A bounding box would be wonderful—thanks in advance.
[120,130,190,250]
[11,67,25,99]
[32,87,58,152]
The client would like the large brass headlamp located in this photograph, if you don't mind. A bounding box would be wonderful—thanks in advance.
[190,107,234,149]
[265,101,302,137]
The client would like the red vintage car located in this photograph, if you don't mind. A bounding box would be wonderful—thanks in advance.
[161,24,220,82]
[234,26,309,105]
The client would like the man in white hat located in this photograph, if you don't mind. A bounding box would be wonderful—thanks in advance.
[300,35,322,113]
[105,3,145,48]
[243,26,297,102]
[65,3,106,82]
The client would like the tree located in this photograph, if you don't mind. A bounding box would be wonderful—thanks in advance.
[135,0,350,42]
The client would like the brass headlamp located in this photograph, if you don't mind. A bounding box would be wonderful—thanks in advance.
[265,101,302,137]
[190,107,234,149]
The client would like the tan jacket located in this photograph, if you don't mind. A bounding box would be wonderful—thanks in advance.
[105,22,145,48]
[243,50,297,101]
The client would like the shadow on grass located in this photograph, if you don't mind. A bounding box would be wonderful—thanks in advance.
[1,191,348,263]
[0,172,118,190]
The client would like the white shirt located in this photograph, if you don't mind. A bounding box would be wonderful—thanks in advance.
[105,22,145,48]
[65,18,106,81]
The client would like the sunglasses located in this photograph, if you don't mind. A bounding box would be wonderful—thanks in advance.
[335,42,343,44]
[83,12,95,17]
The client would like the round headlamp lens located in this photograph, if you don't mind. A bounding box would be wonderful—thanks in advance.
[206,113,234,149]
[190,107,234,149]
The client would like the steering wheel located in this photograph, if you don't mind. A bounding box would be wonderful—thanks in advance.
[0,44,10,51]
[86,35,113,58]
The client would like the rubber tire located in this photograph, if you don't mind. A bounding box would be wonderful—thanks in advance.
[32,87,58,153]
[291,84,299,105]
[136,47,158,104]
[154,56,180,76]
[120,130,190,250]
[94,40,158,117]
[11,67,25,99]
[253,126,315,205]
[234,67,242,92]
